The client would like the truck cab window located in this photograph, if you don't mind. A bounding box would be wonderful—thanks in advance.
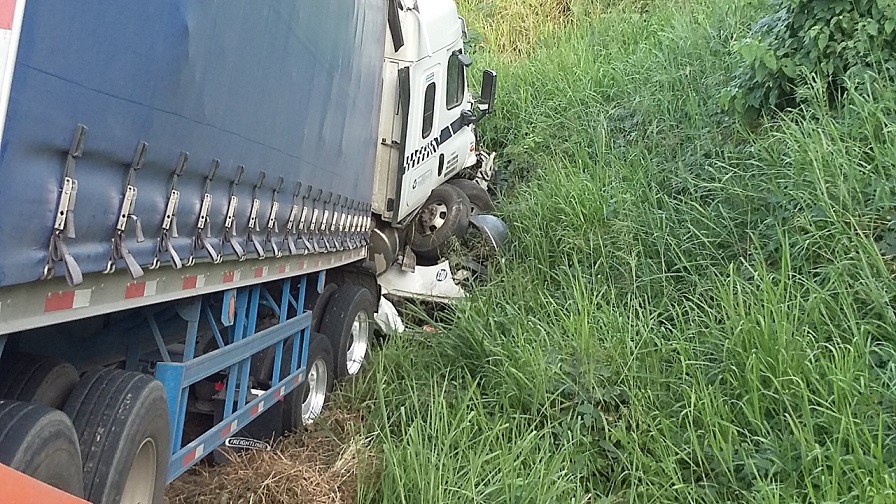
[446,52,465,110]
[422,82,436,138]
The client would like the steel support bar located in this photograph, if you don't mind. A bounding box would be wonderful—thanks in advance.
[165,364,307,483]
[171,310,311,389]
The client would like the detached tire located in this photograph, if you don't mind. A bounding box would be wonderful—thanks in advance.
[283,332,334,431]
[408,183,471,259]
[63,368,170,504]
[320,285,375,379]
[0,353,79,409]
[0,400,84,497]
[447,178,495,214]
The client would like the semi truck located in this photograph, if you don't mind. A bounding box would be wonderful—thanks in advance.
[0,0,504,502]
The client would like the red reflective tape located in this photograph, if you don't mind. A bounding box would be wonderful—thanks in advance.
[254,267,264,278]
[44,291,75,312]
[124,282,146,300]
[181,445,204,468]
[0,0,16,30]
[278,264,287,274]
[182,276,198,290]
[221,423,233,438]
[252,403,263,416]
[223,271,235,283]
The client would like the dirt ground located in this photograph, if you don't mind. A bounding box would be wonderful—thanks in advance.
[166,407,373,504]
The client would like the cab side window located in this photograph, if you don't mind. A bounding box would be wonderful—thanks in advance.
[446,51,465,110]
[422,82,436,139]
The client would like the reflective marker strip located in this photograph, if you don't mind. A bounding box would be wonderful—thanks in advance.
[44,289,91,312]
[124,280,157,300]
[254,266,269,278]
[181,444,205,468]
[252,401,264,416]
[181,274,206,290]
[278,263,288,274]
[223,270,241,284]
[221,420,238,438]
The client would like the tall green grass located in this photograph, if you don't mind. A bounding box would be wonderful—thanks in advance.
[351,0,896,502]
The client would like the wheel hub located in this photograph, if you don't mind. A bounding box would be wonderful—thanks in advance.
[302,358,328,425]
[418,202,449,236]
[120,438,156,504]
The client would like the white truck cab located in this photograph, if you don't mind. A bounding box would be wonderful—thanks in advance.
[370,0,502,298]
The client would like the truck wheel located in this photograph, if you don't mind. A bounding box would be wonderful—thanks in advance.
[408,183,471,259]
[447,179,496,214]
[63,368,170,504]
[320,284,375,379]
[0,353,79,409]
[281,332,334,432]
[282,332,334,431]
[0,400,85,497]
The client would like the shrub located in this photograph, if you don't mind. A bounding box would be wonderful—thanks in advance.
[723,0,896,116]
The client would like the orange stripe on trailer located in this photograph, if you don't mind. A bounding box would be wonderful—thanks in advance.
[0,463,89,504]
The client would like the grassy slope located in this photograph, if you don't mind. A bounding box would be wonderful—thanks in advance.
[350,0,896,502]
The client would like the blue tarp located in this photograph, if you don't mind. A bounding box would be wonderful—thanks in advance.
[0,0,386,287]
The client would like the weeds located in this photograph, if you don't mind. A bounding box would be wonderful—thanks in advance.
[352,0,896,502]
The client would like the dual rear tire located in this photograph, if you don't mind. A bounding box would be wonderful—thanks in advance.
[0,357,170,504]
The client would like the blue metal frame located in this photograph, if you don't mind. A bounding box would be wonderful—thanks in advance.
[155,271,322,482]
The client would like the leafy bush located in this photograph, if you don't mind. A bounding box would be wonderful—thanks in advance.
[723,0,896,116]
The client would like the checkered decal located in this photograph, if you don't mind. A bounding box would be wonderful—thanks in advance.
[404,138,439,172]
[403,116,468,173]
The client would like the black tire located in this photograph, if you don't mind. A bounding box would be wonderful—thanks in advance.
[283,332,333,432]
[447,178,496,214]
[0,400,85,497]
[0,353,79,409]
[408,183,471,259]
[320,285,376,380]
[306,282,339,334]
[63,368,171,504]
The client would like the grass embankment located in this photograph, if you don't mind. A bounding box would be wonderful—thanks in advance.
[351,0,896,502]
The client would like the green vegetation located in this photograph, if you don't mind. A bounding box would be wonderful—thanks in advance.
[723,0,896,116]
[351,0,896,502]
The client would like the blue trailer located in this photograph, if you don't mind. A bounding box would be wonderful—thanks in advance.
[0,0,502,502]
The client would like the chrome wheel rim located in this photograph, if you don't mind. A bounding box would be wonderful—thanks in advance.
[419,202,449,235]
[121,438,156,504]
[302,358,328,425]
[346,311,370,376]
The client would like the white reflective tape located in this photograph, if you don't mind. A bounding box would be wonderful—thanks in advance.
[72,289,91,308]
[145,280,158,296]
[196,275,206,288]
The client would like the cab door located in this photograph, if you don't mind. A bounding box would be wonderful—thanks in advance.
[395,62,442,223]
